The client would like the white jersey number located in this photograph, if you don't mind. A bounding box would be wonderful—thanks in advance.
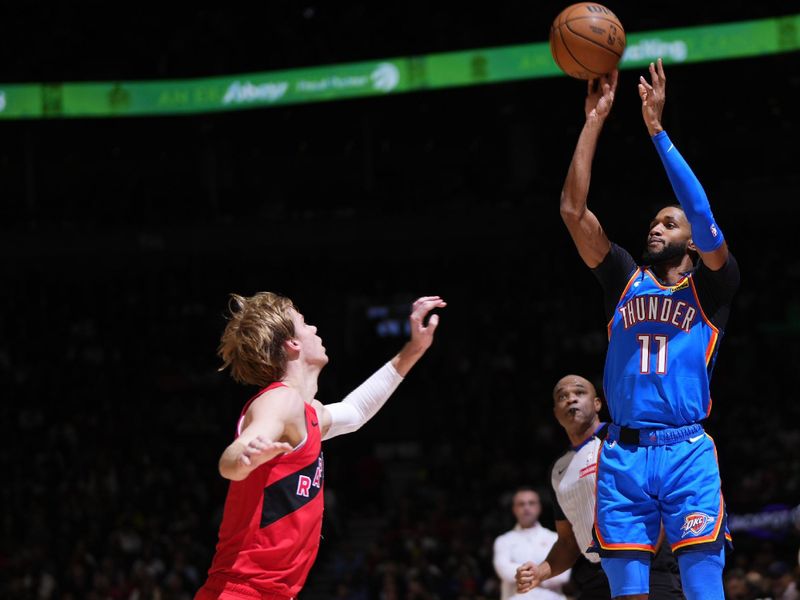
[637,334,668,375]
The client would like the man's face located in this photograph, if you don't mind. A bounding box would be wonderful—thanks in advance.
[512,490,541,529]
[553,376,600,432]
[642,207,693,264]
[289,309,328,367]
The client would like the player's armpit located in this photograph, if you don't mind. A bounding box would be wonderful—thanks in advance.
[311,399,332,437]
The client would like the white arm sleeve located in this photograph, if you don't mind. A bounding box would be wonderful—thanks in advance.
[322,361,404,440]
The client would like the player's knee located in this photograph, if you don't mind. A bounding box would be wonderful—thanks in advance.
[601,555,650,597]
[677,546,725,600]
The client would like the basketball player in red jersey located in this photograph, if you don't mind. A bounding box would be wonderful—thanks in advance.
[195,293,446,600]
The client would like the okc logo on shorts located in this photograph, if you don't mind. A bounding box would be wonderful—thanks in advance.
[680,512,715,538]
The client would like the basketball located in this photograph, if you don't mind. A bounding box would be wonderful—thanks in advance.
[549,3,626,80]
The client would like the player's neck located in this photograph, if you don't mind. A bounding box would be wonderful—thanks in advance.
[283,363,321,403]
[651,255,695,285]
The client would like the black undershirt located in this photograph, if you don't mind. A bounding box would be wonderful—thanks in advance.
[591,243,740,331]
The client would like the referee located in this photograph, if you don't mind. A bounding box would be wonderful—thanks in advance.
[515,374,684,599]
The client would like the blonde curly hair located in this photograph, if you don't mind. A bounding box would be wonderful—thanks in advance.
[217,292,297,387]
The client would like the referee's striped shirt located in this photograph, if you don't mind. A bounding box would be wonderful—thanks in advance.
[550,423,608,564]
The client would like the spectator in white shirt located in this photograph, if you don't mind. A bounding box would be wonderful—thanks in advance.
[493,487,570,600]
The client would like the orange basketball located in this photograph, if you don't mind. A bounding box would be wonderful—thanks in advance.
[549,3,626,80]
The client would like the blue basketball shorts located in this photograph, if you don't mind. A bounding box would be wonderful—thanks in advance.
[592,424,732,557]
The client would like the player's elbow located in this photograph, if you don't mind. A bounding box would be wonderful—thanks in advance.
[559,196,584,224]
[218,457,247,482]
[218,461,234,480]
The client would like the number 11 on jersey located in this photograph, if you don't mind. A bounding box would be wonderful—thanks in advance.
[637,334,668,374]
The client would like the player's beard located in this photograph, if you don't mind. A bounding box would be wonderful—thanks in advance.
[642,239,689,265]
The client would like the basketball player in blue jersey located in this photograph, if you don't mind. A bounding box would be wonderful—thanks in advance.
[559,59,740,600]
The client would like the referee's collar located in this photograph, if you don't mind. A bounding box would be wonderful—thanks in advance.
[572,422,607,451]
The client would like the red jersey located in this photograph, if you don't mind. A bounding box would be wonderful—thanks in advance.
[201,383,324,599]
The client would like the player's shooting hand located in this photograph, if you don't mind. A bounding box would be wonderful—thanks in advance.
[239,436,293,468]
[515,561,544,593]
[639,58,666,137]
[407,296,447,354]
[585,69,617,122]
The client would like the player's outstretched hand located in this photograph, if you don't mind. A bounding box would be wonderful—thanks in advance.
[238,436,294,468]
[515,561,545,593]
[407,296,447,354]
[639,57,666,137]
[585,69,617,122]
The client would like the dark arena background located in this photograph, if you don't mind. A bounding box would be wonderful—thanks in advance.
[3,3,800,599]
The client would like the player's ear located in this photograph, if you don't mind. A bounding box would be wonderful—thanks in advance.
[687,238,697,253]
[284,337,301,356]
[594,396,602,413]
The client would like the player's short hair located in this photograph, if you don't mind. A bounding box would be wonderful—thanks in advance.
[217,292,297,387]
[651,202,685,216]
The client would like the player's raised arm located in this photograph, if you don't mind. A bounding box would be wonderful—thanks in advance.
[218,386,300,481]
[639,58,729,271]
[315,296,446,440]
[560,70,617,268]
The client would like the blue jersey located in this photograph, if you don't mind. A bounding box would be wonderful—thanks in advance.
[603,268,719,428]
